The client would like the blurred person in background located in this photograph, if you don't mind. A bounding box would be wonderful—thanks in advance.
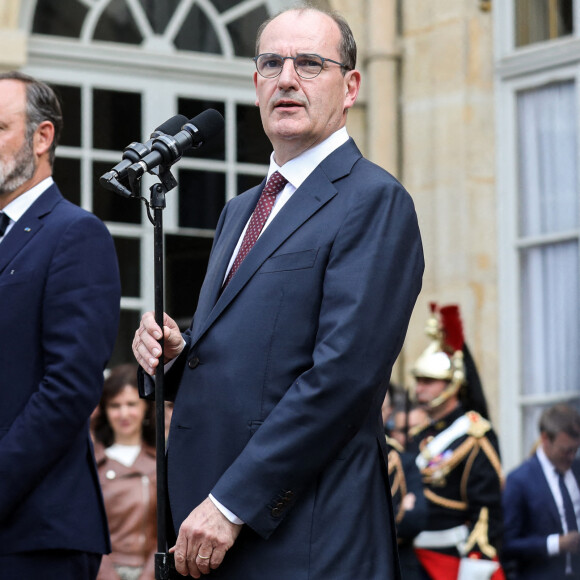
[386,395,428,580]
[93,364,157,580]
[502,404,580,579]
[389,400,428,449]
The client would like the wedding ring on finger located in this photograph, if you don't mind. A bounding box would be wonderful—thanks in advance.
[197,553,211,560]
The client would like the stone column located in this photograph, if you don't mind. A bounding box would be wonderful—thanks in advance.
[365,0,400,177]
[0,0,27,71]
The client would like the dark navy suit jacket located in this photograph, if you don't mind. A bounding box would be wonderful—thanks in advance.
[502,453,580,579]
[0,184,120,557]
[152,139,424,579]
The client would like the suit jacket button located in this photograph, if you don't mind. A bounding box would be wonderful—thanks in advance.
[188,356,200,369]
[271,507,282,517]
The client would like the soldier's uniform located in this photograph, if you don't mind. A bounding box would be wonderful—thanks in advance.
[407,304,505,580]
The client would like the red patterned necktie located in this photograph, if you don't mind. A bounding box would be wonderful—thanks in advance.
[224,171,288,286]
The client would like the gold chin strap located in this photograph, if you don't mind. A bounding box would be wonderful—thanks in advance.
[428,350,464,410]
[428,379,461,409]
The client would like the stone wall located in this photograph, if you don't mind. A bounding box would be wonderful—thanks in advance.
[0,0,26,71]
[399,1,498,420]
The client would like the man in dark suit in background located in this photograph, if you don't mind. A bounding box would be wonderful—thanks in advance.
[133,5,424,579]
[502,404,580,579]
[0,72,121,579]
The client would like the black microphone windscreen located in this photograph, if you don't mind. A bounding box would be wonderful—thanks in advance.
[187,109,224,143]
[154,114,188,136]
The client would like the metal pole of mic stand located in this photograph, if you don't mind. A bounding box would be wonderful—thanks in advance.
[149,182,177,580]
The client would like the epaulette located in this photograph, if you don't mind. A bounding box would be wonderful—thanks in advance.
[466,411,491,439]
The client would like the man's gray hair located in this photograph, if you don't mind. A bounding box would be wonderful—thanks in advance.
[255,3,357,73]
[0,71,63,166]
[539,404,580,441]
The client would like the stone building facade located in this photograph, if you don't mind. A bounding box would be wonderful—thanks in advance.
[2,0,579,468]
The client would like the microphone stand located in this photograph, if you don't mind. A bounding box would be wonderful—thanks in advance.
[130,165,179,580]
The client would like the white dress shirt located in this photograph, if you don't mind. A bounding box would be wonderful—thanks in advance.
[0,177,53,243]
[223,127,349,281]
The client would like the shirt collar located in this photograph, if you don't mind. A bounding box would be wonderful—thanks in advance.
[268,127,349,189]
[537,444,570,479]
[2,177,54,222]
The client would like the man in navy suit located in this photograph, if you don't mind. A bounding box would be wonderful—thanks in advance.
[0,72,121,579]
[133,6,424,579]
[502,404,580,579]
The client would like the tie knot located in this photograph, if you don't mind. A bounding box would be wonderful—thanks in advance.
[0,212,10,237]
[263,171,288,197]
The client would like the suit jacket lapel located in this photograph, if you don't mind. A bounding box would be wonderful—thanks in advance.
[191,180,265,328]
[190,139,361,345]
[0,184,61,275]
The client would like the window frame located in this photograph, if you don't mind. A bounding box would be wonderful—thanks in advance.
[20,0,291,364]
[495,0,580,470]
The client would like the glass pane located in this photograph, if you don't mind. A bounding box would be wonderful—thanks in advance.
[94,0,142,45]
[138,0,181,34]
[522,400,580,459]
[227,6,269,57]
[165,234,214,330]
[177,98,225,160]
[238,174,265,194]
[53,157,81,206]
[113,236,141,297]
[517,81,578,237]
[32,0,87,37]
[93,89,142,151]
[93,161,142,223]
[236,104,271,163]
[521,242,580,397]
[109,309,141,367]
[53,85,81,147]
[213,0,243,13]
[174,5,220,54]
[515,0,573,47]
[177,169,226,229]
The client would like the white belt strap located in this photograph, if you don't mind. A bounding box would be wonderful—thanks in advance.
[413,525,469,549]
[416,415,471,470]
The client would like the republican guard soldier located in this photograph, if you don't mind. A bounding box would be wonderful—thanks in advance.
[407,304,505,580]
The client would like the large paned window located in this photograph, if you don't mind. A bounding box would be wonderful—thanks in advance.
[515,0,574,46]
[23,0,285,366]
[496,1,580,468]
[516,81,580,447]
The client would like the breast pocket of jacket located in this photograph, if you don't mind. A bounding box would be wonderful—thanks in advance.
[260,249,318,273]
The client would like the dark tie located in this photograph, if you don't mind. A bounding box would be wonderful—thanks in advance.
[0,212,10,237]
[224,171,288,286]
[558,471,578,532]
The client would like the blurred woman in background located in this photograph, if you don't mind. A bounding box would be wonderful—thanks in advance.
[93,363,157,580]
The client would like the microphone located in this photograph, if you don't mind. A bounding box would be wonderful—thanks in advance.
[127,109,224,183]
[99,114,188,197]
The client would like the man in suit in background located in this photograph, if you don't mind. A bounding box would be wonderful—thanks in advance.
[0,72,121,579]
[502,404,580,579]
[133,5,424,579]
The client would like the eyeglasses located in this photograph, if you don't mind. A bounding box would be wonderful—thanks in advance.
[253,53,350,80]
